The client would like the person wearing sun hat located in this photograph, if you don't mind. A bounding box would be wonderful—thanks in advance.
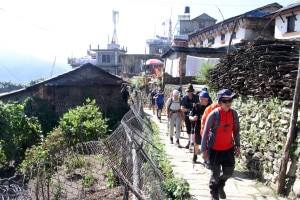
[181,83,199,149]
[165,89,182,147]
[189,90,212,164]
[200,88,240,200]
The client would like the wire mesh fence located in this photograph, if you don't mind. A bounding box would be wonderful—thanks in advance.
[1,90,166,199]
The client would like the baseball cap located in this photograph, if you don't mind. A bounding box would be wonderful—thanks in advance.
[217,89,236,100]
[199,91,210,98]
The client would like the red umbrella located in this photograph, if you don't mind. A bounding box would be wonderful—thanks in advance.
[145,59,163,65]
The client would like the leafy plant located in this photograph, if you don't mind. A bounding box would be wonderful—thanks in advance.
[0,101,42,171]
[83,173,95,188]
[193,62,216,84]
[162,178,190,200]
[58,98,108,146]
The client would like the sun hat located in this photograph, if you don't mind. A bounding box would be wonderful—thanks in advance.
[217,89,236,100]
[199,91,210,98]
[173,89,180,96]
[185,83,195,92]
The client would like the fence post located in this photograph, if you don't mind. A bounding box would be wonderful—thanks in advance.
[276,50,300,194]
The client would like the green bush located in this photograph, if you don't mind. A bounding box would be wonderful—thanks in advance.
[58,98,108,146]
[193,63,216,84]
[0,101,42,171]
[162,178,190,200]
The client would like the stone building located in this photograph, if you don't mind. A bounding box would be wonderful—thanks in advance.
[188,3,282,48]
[0,63,128,116]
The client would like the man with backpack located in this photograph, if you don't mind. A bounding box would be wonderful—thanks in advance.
[200,89,240,200]
[165,89,182,147]
[189,91,212,163]
[181,83,199,149]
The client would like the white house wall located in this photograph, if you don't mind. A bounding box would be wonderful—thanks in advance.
[274,11,300,39]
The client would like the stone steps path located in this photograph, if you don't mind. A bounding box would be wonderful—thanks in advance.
[144,108,287,200]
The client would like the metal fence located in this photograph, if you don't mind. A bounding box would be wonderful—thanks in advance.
[0,91,166,200]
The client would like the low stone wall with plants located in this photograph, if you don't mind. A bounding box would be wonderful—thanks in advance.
[231,95,300,198]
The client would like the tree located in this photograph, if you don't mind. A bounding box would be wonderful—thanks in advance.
[0,101,42,171]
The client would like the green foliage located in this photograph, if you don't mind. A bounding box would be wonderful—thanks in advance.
[64,156,87,174]
[19,99,109,178]
[28,78,46,86]
[83,173,95,188]
[131,76,145,89]
[193,62,215,84]
[52,181,66,200]
[0,81,25,93]
[58,98,108,146]
[162,178,190,200]
[105,170,116,188]
[24,97,59,137]
[0,101,42,170]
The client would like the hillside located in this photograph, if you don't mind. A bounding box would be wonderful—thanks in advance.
[0,49,71,84]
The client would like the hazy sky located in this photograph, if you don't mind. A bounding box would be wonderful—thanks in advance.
[0,0,294,64]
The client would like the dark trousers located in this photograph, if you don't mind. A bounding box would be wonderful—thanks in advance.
[184,113,193,134]
[207,147,235,194]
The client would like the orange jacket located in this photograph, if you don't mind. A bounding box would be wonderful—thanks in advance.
[200,102,220,136]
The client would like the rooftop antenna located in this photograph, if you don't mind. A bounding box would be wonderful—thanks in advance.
[111,10,119,44]
[168,6,173,42]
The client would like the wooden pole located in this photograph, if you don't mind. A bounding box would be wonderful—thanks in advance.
[227,18,238,54]
[276,51,300,194]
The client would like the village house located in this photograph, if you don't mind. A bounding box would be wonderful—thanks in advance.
[266,1,300,39]
[188,3,282,48]
[161,3,284,86]
[0,63,128,116]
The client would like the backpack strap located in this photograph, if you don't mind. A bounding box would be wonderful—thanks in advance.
[212,108,237,132]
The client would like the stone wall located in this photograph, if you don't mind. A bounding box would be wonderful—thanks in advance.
[232,96,300,198]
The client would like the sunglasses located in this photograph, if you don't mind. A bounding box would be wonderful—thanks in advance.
[220,99,233,104]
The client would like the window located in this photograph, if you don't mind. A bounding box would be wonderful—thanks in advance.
[208,38,215,44]
[102,55,111,63]
[232,32,236,39]
[221,34,225,41]
[199,22,205,28]
[287,15,296,32]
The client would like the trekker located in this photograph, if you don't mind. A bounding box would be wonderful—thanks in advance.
[165,89,182,147]
[121,85,130,104]
[149,89,157,114]
[181,83,199,149]
[200,89,240,200]
[189,91,211,163]
[153,89,164,122]
[202,87,213,104]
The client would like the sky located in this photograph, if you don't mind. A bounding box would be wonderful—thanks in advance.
[0,0,296,65]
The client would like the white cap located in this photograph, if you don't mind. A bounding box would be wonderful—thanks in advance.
[173,90,180,96]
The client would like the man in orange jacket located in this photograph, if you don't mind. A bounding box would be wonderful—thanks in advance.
[200,89,240,200]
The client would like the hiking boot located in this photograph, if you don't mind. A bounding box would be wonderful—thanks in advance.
[218,187,226,199]
[170,137,173,144]
[211,192,219,200]
[176,139,180,147]
[192,154,197,164]
[185,141,190,149]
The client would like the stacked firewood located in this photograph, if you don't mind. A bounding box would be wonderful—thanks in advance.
[209,39,300,100]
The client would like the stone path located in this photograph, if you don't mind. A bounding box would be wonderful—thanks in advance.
[144,108,287,200]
